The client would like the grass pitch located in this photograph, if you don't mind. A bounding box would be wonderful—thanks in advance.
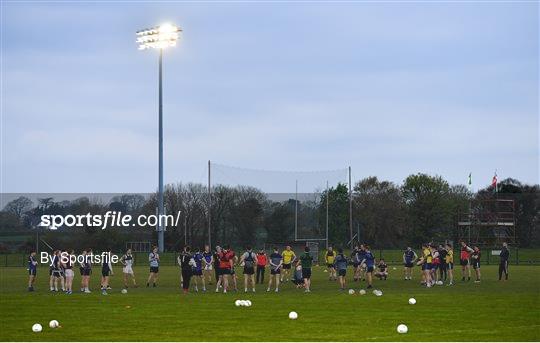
[0,265,539,341]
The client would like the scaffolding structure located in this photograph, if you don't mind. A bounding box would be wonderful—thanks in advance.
[457,199,517,247]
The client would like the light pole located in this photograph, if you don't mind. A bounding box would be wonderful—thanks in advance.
[137,23,181,253]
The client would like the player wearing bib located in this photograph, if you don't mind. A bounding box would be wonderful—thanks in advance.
[361,246,375,289]
[202,245,214,285]
[417,244,433,287]
[431,246,440,283]
[216,246,234,293]
[281,246,296,282]
[325,246,337,281]
[27,251,38,292]
[191,248,205,292]
[63,249,75,294]
[241,247,257,292]
[298,246,313,292]
[445,243,454,285]
[267,247,282,292]
[121,249,137,289]
[471,246,481,283]
[147,246,160,287]
[334,248,348,290]
[256,249,267,284]
[460,241,474,282]
[403,247,417,280]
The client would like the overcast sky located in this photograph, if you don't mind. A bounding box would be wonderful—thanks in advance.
[2,2,538,193]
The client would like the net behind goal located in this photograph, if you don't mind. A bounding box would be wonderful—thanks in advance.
[209,162,351,250]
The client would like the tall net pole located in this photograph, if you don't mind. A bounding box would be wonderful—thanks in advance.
[295,179,298,241]
[326,180,329,249]
[208,160,212,248]
[349,166,353,250]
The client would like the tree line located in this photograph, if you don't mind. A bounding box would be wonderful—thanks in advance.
[1,174,538,252]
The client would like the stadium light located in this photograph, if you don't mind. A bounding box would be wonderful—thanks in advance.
[137,23,181,253]
[136,23,181,50]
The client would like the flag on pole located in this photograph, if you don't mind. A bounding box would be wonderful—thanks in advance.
[468,173,472,188]
[492,172,498,193]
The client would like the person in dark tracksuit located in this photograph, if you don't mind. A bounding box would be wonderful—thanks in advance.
[499,242,510,281]
[179,246,193,293]
[438,244,448,282]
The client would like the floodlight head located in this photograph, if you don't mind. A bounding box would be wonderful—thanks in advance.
[136,23,181,50]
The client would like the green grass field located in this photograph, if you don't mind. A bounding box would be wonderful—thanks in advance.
[1,265,539,341]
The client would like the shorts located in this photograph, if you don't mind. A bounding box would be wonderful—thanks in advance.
[473,261,480,269]
[220,268,231,275]
[432,264,439,270]
[101,268,111,277]
[302,268,312,279]
[270,268,281,275]
[52,270,62,278]
[64,269,74,278]
[79,267,85,275]
[282,263,291,270]
[460,259,469,266]
[447,262,454,270]
[366,266,374,273]
[353,262,360,268]
[193,269,203,276]
[243,267,255,275]
[422,263,432,271]
[338,269,346,277]
[204,264,213,271]
[404,262,413,268]
[150,266,159,273]
[123,266,134,274]
[82,268,92,276]
[327,263,335,269]
[29,269,37,276]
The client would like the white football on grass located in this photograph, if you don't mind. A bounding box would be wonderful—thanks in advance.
[397,324,408,334]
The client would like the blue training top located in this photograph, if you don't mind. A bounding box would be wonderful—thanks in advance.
[364,251,375,267]
[193,252,204,271]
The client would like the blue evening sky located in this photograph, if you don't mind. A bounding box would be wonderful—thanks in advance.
[2,1,538,193]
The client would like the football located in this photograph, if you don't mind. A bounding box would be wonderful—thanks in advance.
[288,311,298,320]
[32,324,42,333]
[49,320,59,328]
[397,324,408,334]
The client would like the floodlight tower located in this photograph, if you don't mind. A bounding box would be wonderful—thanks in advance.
[137,23,181,253]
